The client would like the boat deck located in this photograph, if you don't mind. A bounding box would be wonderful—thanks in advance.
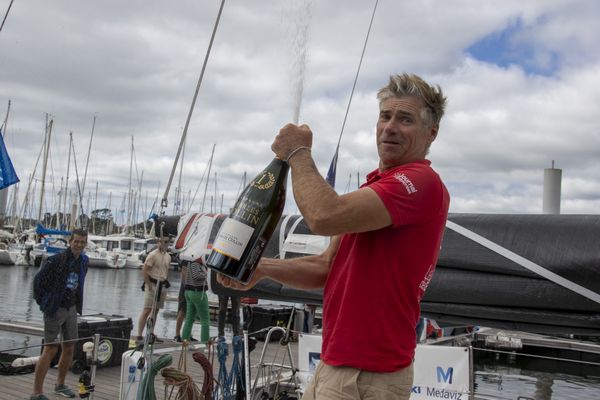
[0,336,300,400]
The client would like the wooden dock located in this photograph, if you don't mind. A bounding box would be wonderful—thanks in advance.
[0,334,300,399]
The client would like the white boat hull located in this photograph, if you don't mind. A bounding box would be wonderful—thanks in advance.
[0,249,16,265]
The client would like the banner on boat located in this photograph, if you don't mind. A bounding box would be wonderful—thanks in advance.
[298,334,472,399]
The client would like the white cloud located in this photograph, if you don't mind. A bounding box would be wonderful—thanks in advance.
[1,0,598,222]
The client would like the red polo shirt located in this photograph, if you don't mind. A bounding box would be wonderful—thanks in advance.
[321,160,449,372]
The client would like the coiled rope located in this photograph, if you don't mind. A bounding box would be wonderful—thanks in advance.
[192,351,214,399]
[137,353,173,400]
[161,367,201,399]
[161,341,210,400]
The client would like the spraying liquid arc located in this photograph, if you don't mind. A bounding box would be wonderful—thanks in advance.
[285,0,313,125]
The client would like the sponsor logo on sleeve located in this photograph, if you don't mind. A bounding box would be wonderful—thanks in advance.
[394,173,418,194]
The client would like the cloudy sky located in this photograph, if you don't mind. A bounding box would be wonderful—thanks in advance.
[1,0,599,225]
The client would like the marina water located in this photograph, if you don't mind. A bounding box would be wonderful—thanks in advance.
[1,264,599,399]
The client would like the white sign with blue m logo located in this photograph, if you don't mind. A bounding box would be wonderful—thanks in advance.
[297,335,472,399]
[410,345,472,399]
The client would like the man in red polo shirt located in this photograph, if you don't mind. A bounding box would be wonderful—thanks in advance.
[218,73,449,399]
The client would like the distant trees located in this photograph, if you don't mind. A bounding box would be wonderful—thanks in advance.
[12,208,155,236]
[28,208,116,235]
[90,208,114,235]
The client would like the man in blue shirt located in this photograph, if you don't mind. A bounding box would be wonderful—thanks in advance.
[31,229,89,400]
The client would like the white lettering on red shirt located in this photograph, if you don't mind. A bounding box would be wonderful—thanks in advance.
[394,173,418,194]
[419,263,436,300]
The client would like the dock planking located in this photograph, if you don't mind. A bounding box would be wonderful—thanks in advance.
[0,337,300,400]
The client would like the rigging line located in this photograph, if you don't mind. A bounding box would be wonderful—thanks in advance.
[473,347,600,367]
[15,134,46,231]
[234,171,246,200]
[187,144,213,214]
[0,0,15,33]
[175,134,186,215]
[187,172,206,214]
[200,143,215,213]
[332,0,379,157]
[160,0,226,212]
[445,220,600,305]
[147,181,160,218]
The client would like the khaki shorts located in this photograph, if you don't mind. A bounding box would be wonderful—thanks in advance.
[143,284,167,309]
[44,305,78,344]
[302,360,414,400]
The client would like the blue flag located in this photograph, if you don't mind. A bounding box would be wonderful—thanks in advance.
[325,150,338,188]
[0,128,20,190]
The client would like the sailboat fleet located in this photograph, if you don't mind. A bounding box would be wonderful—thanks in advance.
[0,103,221,271]
[0,110,166,270]
[0,221,159,269]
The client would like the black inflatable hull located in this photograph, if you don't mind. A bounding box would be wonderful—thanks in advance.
[186,213,600,335]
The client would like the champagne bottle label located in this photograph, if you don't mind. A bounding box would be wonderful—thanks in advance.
[206,157,288,283]
[211,217,254,261]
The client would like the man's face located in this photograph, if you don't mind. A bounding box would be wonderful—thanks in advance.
[376,96,437,171]
[70,234,87,257]
[158,239,169,252]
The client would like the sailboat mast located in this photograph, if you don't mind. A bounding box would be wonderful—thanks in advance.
[80,115,96,205]
[213,172,218,213]
[137,170,144,234]
[160,0,226,212]
[69,137,86,229]
[106,191,112,235]
[0,100,10,133]
[92,181,98,234]
[143,189,149,236]
[0,0,15,33]
[16,136,45,232]
[56,177,63,229]
[38,117,53,223]
[0,100,11,228]
[126,136,133,233]
[30,179,37,223]
[62,132,72,228]
[9,183,18,226]
[175,137,186,216]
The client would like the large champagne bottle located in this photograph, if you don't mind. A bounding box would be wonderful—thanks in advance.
[206,158,289,283]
